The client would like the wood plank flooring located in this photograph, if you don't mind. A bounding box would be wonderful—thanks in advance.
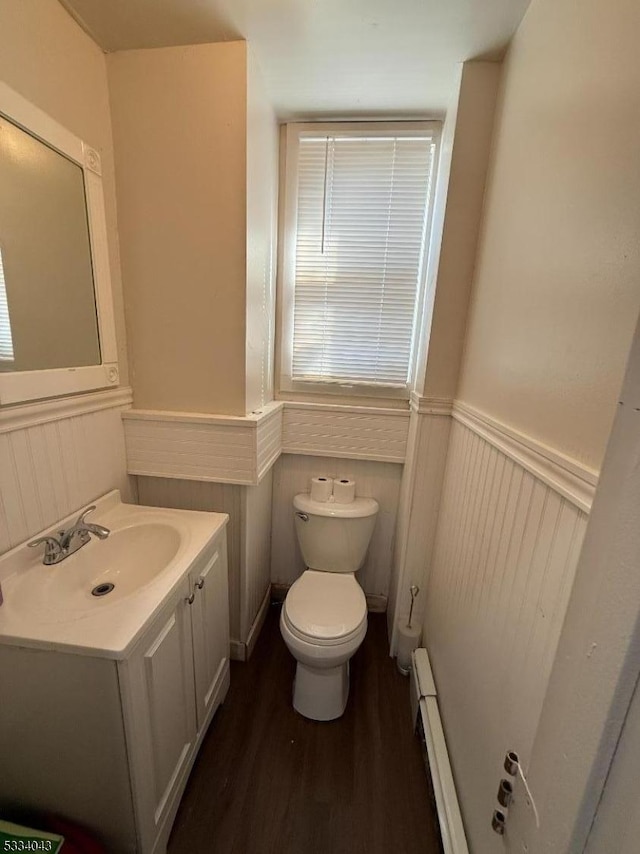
[168,605,442,854]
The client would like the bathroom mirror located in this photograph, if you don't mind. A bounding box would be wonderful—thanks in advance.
[0,82,118,405]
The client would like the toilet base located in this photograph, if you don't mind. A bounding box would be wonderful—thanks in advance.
[293,661,350,721]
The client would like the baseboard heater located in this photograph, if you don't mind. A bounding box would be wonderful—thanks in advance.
[410,648,469,854]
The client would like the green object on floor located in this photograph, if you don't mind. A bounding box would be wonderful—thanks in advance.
[0,819,64,852]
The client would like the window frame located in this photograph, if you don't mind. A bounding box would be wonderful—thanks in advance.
[276,120,441,402]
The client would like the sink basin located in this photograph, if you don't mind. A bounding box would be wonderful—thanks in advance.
[0,490,229,658]
[10,523,182,620]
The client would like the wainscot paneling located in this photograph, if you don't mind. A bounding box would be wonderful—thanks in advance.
[271,453,403,598]
[136,476,243,645]
[136,473,272,658]
[122,402,283,485]
[256,407,282,480]
[281,402,410,462]
[424,413,590,854]
[0,388,134,556]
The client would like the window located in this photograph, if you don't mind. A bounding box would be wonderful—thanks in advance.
[0,247,15,367]
[278,122,439,398]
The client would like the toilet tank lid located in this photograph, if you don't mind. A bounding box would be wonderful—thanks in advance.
[294,493,379,519]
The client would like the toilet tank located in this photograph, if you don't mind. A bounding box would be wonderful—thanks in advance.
[293,493,379,573]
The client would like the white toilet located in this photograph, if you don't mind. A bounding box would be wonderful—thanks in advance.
[280,491,379,721]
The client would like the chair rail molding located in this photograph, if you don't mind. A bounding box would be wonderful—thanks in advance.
[409,393,453,417]
[0,386,133,435]
[124,399,419,484]
[452,401,598,512]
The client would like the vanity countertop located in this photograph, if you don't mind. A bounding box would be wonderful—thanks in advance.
[0,490,228,660]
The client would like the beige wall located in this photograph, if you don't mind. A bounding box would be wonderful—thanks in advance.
[108,41,248,415]
[0,0,128,384]
[421,61,501,400]
[457,0,640,469]
[246,48,278,412]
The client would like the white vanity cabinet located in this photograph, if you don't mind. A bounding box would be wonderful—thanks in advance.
[119,532,230,854]
[0,505,230,854]
[189,544,230,730]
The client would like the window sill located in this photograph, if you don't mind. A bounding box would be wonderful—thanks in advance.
[275,387,411,412]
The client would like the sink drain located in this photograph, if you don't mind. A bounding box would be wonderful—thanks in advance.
[91,582,115,597]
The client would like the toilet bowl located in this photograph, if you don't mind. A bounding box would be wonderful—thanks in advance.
[280,492,378,721]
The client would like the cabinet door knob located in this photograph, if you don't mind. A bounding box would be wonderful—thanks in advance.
[195,577,205,590]
[185,592,196,605]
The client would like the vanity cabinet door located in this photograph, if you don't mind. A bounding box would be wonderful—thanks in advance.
[119,578,197,854]
[189,531,230,732]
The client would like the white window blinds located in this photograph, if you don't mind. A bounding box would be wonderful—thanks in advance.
[0,248,14,364]
[291,132,436,388]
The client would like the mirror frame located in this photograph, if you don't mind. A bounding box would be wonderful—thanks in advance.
[0,81,119,406]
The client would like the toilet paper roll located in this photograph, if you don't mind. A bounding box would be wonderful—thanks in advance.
[310,476,333,503]
[333,478,356,504]
[396,620,422,674]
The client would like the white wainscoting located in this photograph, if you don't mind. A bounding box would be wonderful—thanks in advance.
[0,388,133,556]
[282,402,410,463]
[424,412,590,854]
[122,402,283,485]
[136,473,272,657]
[256,407,282,479]
[136,476,243,644]
[271,453,403,598]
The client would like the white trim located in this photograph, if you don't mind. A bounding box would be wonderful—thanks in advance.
[0,386,132,435]
[122,402,284,486]
[277,120,442,401]
[245,586,272,660]
[229,640,246,662]
[419,696,470,854]
[123,400,411,483]
[284,400,410,417]
[389,407,452,655]
[365,593,387,613]
[410,647,469,854]
[410,393,453,416]
[452,401,598,512]
[0,82,119,405]
[256,407,283,482]
[0,364,120,407]
[121,407,279,429]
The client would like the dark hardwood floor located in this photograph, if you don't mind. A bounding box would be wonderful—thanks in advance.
[168,605,442,854]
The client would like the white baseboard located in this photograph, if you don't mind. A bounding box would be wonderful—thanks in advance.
[229,640,245,662]
[366,594,388,613]
[245,587,271,660]
[229,586,272,662]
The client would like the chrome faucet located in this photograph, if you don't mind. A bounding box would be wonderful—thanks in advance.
[28,505,110,566]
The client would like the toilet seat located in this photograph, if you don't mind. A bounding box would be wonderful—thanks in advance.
[283,570,367,643]
[282,609,366,648]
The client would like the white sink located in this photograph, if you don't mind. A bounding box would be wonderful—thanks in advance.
[0,490,228,657]
[10,523,181,618]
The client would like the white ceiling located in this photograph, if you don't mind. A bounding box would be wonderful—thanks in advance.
[59,0,531,118]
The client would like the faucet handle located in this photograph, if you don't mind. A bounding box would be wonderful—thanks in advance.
[28,535,63,563]
[75,505,97,525]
